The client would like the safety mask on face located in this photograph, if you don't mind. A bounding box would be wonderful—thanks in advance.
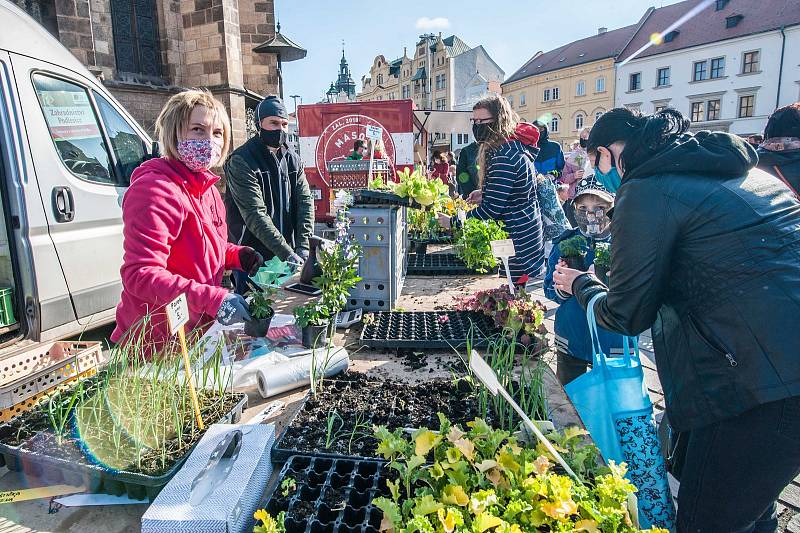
[177,139,220,172]
[260,128,287,149]
[575,207,610,236]
[472,122,496,143]
[594,150,622,193]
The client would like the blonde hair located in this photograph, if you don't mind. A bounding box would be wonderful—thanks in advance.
[155,89,231,163]
[473,95,519,187]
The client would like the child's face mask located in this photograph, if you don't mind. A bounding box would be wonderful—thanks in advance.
[575,198,612,236]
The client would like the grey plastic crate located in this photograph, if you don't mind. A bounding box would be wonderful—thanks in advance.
[347,206,407,312]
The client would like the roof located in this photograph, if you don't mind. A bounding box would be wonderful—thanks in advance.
[504,24,638,85]
[441,35,471,57]
[411,67,426,81]
[253,30,307,61]
[617,0,800,63]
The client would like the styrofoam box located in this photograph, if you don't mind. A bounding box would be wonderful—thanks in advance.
[142,423,275,533]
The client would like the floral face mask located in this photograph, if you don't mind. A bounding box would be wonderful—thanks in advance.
[176,138,221,171]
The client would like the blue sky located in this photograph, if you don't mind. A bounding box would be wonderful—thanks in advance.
[277,0,685,110]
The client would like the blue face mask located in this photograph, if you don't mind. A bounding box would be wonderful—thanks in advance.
[594,150,622,193]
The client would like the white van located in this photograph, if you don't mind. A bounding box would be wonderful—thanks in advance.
[0,2,154,351]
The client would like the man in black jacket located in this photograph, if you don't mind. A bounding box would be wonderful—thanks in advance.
[554,108,800,532]
[455,142,479,197]
[224,95,314,292]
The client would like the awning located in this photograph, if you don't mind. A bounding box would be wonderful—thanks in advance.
[410,67,426,81]
[413,110,473,135]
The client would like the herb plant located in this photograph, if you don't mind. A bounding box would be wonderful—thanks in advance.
[457,285,547,344]
[391,166,449,207]
[248,288,275,320]
[279,477,296,498]
[558,234,588,258]
[593,241,611,269]
[454,218,508,273]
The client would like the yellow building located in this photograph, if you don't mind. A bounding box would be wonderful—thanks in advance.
[502,25,639,149]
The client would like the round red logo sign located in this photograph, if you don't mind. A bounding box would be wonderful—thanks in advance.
[314,114,396,185]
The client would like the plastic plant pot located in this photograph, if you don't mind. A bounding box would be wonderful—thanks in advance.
[244,307,275,338]
[302,322,330,349]
[562,254,587,271]
[594,265,610,286]
[413,241,428,257]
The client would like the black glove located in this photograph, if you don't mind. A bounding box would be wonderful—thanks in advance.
[216,293,251,325]
[238,247,264,276]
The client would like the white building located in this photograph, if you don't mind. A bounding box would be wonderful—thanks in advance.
[615,0,800,136]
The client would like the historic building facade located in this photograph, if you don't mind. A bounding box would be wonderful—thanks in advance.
[12,0,281,146]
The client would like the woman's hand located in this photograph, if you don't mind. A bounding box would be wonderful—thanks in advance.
[438,213,452,230]
[553,260,585,295]
[467,190,482,205]
[238,247,264,276]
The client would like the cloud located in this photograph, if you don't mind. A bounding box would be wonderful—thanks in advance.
[415,17,450,31]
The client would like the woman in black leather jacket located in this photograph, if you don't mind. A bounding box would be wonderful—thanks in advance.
[553,108,800,533]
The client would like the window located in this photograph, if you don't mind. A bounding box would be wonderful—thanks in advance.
[543,88,551,102]
[95,93,146,184]
[691,101,705,122]
[716,0,729,10]
[377,74,383,85]
[657,67,670,87]
[738,95,754,118]
[111,0,161,77]
[629,72,642,91]
[710,57,725,78]
[575,113,584,131]
[550,116,559,133]
[596,76,606,93]
[663,30,679,43]
[553,87,560,100]
[742,51,760,74]
[707,99,721,121]
[693,61,708,81]
[726,14,743,28]
[440,75,446,90]
[520,93,526,106]
[436,98,446,111]
[33,75,116,185]
[576,80,585,97]
[595,110,603,122]
[655,104,667,113]
[402,85,410,99]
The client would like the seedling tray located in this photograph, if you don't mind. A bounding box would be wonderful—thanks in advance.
[352,190,411,207]
[406,253,499,276]
[0,393,247,500]
[360,310,501,349]
[409,234,453,245]
[264,455,387,533]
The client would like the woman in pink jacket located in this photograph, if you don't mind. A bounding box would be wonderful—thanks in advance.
[111,90,263,348]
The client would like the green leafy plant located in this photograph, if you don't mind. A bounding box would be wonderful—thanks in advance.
[457,286,547,344]
[391,166,449,207]
[454,218,508,273]
[47,380,84,446]
[370,414,669,533]
[558,235,588,259]
[408,208,441,241]
[593,241,611,269]
[369,175,391,191]
[279,477,296,498]
[248,288,276,320]
[253,510,285,533]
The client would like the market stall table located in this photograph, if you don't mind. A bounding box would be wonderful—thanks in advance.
[0,275,583,532]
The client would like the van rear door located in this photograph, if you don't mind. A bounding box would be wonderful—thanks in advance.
[10,55,148,324]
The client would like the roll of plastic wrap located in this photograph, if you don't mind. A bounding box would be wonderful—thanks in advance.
[256,347,349,398]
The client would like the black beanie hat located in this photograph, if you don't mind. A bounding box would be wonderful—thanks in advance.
[764,103,800,140]
[257,95,288,122]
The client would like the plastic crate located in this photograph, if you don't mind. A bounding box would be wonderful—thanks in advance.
[0,341,107,410]
[0,287,15,326]
[264,455,388,533]
[346,206,407,312]
[0,366,98,422]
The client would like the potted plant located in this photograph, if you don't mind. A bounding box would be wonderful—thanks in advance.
[454,218,508,273]
[294,302,331,349]
[593,241,611,285]
[244,288,276,338]
[558,234,589,270]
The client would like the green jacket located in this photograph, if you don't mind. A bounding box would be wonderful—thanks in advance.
[456,142,480,197]
[224,136,314,260]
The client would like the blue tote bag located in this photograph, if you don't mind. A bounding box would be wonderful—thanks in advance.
[565,293,676,530]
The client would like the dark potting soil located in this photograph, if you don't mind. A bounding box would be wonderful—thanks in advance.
[290,499,317,521]
[278,372,488,459]
[0,377,243,477]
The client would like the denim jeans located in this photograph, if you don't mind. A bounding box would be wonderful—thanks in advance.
[672,396,800,532]
[231,269,248,296]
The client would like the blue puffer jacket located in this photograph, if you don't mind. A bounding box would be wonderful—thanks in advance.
[544,228,624,362]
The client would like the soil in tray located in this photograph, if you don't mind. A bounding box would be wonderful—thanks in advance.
[278,372,488,458]
[0,375,242,477]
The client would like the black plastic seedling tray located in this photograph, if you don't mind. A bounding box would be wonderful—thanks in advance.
[406,253,499,276]
[360,310,501,349]
[0,393,247,500]
[409,234,453,245]
[265,455,388,533]
[352,190,411,207]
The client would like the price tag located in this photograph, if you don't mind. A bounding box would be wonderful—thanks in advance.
[365,125,382,141]
[166,293,189,335]
[457,209,466,224]
[490,239,515,258]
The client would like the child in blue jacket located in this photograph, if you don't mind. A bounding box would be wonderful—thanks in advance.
[544,176,624,385]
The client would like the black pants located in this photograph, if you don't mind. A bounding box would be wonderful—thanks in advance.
[556,350,590,386]
[672,396,800,532]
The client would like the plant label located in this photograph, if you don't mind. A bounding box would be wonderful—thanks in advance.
[490,239,515,259]
[167,293,190,335]
[469,350,500,395]
[365,125,382,141]
[457,209,467,224]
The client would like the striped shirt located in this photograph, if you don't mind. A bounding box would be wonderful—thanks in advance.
[469,140,544,280]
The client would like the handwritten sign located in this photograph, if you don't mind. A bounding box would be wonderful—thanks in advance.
[0,485,85,504]
[166,293,189,335]
[365,125,383,141]
[490,239,515,258]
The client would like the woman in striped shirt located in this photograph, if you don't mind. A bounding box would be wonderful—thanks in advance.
[440,95,545,281]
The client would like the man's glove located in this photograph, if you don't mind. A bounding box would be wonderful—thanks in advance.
[287,252,305,271]
[216,293,251,325]
[238,247,264,276]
